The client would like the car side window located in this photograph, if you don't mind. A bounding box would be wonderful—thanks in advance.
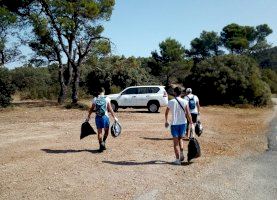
[138,87,149,94]
[122,88,138,95]
[148,87,160,93]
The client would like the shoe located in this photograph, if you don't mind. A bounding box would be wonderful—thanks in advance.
[101,141,106,150]
[173,159,181,165]
[98,142,105,152]
[98,147,104,153]
[180,152,185,161]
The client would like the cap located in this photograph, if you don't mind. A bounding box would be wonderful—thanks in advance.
[186,88,192,93]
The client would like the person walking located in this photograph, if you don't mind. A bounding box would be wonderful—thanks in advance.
[165,87,193,165]
[86,87,118,152]
[184,88,200,124]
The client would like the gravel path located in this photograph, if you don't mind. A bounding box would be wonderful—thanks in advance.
[195,98,277,200]
[0,101,275,200]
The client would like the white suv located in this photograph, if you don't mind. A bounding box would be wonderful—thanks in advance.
[107,85,168,113]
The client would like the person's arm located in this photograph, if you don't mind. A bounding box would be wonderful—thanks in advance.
[197,100,200,115]
[165,107,170,128]
[86,104,95,121]
[185,104,193,137]
[107,101,118,121]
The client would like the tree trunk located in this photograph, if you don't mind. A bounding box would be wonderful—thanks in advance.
[58,65,67,104]
[71,64,80,104]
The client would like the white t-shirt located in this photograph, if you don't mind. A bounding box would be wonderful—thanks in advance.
[167,97,188,125]
[184,94,199,114]
[92,95,111,117]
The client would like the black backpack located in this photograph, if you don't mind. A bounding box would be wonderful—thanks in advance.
[188,95,196,110]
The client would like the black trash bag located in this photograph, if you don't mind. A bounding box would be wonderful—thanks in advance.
[80,121,96,139]
[195,120,203,137]
[111,121,122,137]
[187,137,201,162]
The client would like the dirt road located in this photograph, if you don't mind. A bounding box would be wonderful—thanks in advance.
[0,101,275,199]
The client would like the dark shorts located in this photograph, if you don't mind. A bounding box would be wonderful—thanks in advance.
[191,113,198,123]
[95,115,110,129]
[185,113,198,135]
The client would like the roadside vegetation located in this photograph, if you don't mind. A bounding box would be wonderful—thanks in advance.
[0,1,276,108]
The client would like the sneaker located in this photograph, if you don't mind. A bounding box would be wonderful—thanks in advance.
[98,142,105,152]
[101,141,106,150]
[180,152,185,161]
[98,146,104,153]
[173,159,181,165]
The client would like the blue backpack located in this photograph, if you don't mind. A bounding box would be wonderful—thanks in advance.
[188,95,196,110]
[95,97,106,116]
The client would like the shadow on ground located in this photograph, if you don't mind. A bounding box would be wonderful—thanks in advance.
[141,137,189,141]
[141,137,172,141]
[41,148,100,154]
[103,160,192,166]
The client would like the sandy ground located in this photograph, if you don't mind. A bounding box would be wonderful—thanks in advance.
[0,100,274,200]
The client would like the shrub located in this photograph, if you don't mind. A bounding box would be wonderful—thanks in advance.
[261,69,277,94]
[10,65,59,100]
[184,55,271,106]
[0,68,15,107]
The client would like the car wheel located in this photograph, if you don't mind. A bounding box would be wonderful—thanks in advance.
[111,101,118,112]
[148,101,160,113]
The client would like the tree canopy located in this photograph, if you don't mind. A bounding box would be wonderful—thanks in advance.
[1,0,115,103]
[220,23,272,54]
[149,38,192,86]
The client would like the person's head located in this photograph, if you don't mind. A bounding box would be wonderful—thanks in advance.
[186,88,192,95]
[173,86,182,97]
[95,87,105,96]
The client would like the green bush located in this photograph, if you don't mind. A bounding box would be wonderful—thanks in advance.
[0,68,15,107]
[261,69,277,94]
[110,85,121,94]
[184,55,271,106]
[84,56,158,95]
[10,65,59,100]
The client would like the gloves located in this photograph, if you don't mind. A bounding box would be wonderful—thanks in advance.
[85,117,90,122]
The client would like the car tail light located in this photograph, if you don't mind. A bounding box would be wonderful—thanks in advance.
[163,91,168,97]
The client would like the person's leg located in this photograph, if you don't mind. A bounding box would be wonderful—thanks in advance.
[173,137,180,160]
[101,116,110,150]
[97,128,106,152]
[102,116,110,142]
[179,136,184,161]
[179,124,186,161]
[103,128,109,142]
[171,125,181,165]
[95,116,105,152]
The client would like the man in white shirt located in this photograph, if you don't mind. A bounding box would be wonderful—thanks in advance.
[165,87,193,165]
[184,88,200,124]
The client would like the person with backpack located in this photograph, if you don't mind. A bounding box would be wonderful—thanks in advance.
[165,87,193,165]
[86,87,118,152]
[184,88,200,124]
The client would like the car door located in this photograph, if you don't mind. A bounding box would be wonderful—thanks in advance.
[118,87,138,106]
[136,87,149,106]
